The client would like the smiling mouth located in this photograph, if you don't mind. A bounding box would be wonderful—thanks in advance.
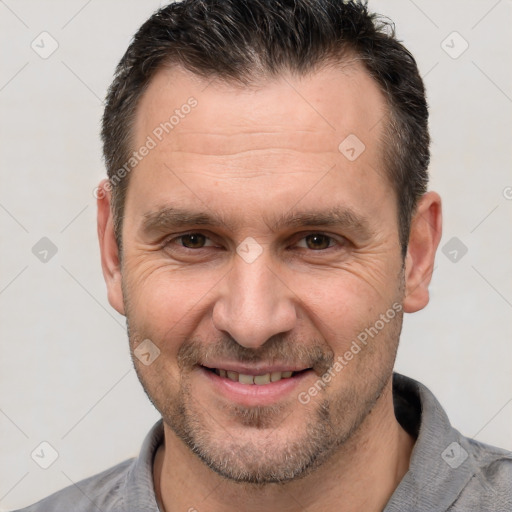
[202,366,310,385]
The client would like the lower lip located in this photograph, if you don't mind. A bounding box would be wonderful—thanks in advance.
[199,366,313,406]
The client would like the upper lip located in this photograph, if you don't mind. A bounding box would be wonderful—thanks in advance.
[200,362,310,375]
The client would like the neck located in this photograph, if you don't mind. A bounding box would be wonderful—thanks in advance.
[154,379,414,512]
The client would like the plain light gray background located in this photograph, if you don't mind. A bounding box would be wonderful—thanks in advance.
[1,0,511,509]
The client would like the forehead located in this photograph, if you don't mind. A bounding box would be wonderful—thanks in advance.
[133,61,387,153]
[125,61,393,229]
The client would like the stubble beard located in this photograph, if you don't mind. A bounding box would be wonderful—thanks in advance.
[128,326,401,485]
[123,278,405,485]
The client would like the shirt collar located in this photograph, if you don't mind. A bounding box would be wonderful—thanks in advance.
[119,420,164,511]
[386,373,477,510]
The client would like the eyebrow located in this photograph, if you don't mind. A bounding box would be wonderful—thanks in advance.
[269,207,373,237]
[141,207,234,235]
[140,205,373,238]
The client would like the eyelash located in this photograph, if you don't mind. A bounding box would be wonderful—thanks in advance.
[163,232,347,252]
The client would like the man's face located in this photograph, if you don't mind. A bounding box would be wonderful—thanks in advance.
[115,63,407,483]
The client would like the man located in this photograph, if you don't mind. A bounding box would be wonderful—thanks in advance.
[16,0,512,511]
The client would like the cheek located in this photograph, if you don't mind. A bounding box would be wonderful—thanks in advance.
[123,260,225,345]
[295,267,400,350]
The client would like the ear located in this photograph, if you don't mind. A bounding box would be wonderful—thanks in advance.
[97,179,125,316]
[403,191,442,313]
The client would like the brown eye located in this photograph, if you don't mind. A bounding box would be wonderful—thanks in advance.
[304,234,333,250]
[179,233,207,248]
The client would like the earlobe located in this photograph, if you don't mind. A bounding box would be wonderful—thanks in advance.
[97,179,125,316]
[403,191,442,314]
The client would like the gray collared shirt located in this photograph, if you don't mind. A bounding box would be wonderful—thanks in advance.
[14,373,512,511]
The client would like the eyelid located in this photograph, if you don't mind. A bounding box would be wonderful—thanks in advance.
[162,231,218,248]
[291,231,348,248]
[161,230,349,251]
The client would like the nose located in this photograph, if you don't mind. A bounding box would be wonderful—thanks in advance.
[212,254,297,349]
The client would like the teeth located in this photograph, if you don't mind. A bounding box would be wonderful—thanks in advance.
[270,371,282,382]
[254,374,270,385]
[239,373,254,385]
[215,369,296,385]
